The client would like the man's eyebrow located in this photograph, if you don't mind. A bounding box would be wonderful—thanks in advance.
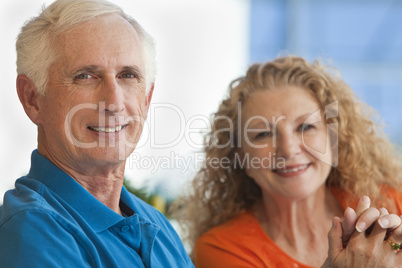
[70,65,102,76]
[120,65,144,79]
[70,65,144,79]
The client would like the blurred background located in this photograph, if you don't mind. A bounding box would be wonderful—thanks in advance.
[1,0,401,212]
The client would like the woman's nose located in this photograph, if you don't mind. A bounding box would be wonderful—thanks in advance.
[275,130,302,160]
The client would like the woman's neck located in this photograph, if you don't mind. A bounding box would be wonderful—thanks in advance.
[253,186,343,266]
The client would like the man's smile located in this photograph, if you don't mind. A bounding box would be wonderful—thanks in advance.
[88,125,128,133]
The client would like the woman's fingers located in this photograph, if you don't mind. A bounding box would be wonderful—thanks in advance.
[341,196,402,251]
[328,206,402,267]
[382,217,402,266]
[341,196,371,246]
[354,207,380,233]
[327,216,344,262]
[356,207,401,238]
[331,197,402,267]
[341,207,357,247]
[355,196,371,217]
[377,208,401,230]
[385,215,402,250]
[365,208,394,241]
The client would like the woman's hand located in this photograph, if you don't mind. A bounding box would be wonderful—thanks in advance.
[341,196,401,247]
[322,197,402,267]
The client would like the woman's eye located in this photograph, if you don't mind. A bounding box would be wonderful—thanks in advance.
[301,123,314,131]
[255,131,272,139]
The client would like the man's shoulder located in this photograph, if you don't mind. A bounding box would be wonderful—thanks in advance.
[0,178,79,250]
[0,176,79,236]
[0,188,91,267]
[0,177,52,223]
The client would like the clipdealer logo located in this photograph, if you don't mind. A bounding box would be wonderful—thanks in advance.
[63,101,339,168]
[302,101,338,167]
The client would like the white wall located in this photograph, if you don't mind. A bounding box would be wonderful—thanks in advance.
[0,0,249,199]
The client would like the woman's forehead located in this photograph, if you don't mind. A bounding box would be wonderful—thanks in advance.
[240,86,321,120]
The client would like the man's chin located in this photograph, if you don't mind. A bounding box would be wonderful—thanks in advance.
[80,146,133,164]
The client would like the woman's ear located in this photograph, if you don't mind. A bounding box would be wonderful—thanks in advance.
[16,74,42,125]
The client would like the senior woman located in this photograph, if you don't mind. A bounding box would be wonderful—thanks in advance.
[178,56,402,267]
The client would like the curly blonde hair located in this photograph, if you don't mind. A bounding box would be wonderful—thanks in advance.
[175,56,401,255]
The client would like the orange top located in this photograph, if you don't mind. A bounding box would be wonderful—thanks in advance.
[194,188,402,268]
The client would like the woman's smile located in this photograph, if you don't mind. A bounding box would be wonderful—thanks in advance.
[273,163,311,177]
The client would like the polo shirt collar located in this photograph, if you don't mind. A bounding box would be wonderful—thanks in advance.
[28,150,124,233]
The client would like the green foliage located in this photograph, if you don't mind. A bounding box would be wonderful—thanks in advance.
[123,178,169,216]
[123,179,153,204]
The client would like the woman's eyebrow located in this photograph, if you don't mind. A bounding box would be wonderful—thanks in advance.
[246,118,272,129]
[298,110,322,124]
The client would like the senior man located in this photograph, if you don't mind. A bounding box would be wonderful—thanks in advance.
[0,0,193,267]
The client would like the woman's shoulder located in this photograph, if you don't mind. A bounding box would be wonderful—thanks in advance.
[199,210,260,239]
[195,210,269,251]
[331,186,402,213]
[194,211,272,267]
[194,210,312,268]
[383,186,402,214]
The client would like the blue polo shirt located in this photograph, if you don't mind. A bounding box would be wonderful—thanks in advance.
[0,150,194,267]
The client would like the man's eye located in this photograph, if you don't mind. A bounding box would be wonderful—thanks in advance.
[75,73,93,80]
[120,73,136,79]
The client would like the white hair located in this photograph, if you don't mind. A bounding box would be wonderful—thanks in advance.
[16,0,156,95]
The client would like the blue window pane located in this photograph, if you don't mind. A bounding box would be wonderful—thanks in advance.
[249,0,402,144]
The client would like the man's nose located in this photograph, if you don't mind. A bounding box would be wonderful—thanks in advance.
[275,130,302,160]
[102,77,125,113]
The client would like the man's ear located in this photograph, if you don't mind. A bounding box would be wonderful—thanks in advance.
[143,83,154,117]
[16,74,42,125]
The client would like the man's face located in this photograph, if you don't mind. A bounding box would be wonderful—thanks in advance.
[36,14,151,172]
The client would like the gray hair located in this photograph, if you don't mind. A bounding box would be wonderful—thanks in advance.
[16,0,156,95]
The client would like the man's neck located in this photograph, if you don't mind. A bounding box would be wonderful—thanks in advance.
[38,145,126,215]
[73,172,125,215]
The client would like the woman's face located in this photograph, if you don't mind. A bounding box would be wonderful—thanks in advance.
[239,86,333,201]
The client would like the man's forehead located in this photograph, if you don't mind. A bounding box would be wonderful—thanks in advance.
[57,14,140,47]
[53,14,144,69]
